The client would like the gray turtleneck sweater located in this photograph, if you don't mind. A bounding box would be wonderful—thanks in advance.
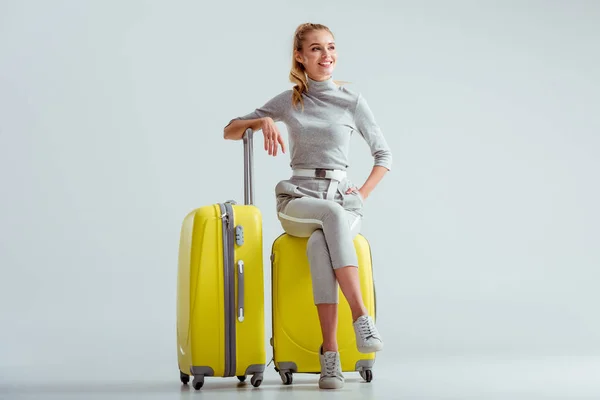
[231,76,392,172]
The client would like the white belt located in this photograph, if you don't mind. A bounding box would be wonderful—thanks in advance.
[292,168,347,200]
[292,168,347,181]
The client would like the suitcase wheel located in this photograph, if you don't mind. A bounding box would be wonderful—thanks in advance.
[359,369,373,383]
[179,371,189,385]
[237,375,246,383]
[192,375,204,390]
[279,370,293,385]
[251,372,263,388]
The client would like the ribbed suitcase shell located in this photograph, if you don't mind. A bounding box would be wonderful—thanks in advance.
[270,233,376,380]
[177,202,265,387]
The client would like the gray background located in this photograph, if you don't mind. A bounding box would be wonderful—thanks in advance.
[1,0,599,397]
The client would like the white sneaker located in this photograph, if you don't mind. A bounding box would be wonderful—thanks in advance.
[318,346,344,389]
[353,315,383,353]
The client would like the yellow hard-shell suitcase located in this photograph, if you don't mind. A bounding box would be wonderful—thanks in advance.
[177,130,265,390]
[270,232,377,384]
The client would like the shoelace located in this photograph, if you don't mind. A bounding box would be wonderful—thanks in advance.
[358,318,379,340]
[323,353,339,377]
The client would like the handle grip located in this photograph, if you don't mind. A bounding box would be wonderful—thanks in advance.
[243,129,254,205]
[237,260,245,322]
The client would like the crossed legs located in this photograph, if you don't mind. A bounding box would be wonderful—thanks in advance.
[306,230,368,352]
[277,197,375,351]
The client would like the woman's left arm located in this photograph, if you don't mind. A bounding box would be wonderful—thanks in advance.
[346,165,388,200]
[353,165,389,200]
[348,93,393,200]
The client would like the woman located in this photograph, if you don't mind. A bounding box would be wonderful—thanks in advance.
[224,23,392,389]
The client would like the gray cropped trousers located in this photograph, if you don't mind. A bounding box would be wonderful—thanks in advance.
[275,175,365,304]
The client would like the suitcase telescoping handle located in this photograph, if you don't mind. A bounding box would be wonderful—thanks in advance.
[242,128,255,205]
[238,129,253,323]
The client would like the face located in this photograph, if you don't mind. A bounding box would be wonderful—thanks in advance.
[295,30,337,81]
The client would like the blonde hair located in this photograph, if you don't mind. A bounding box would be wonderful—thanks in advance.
[289,23,347,110]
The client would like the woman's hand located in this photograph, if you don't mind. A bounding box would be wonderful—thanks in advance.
[345,166,389,201]
[346,186,367,201]
[261,117,286,156]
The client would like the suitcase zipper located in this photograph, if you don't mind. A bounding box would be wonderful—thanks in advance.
[220,203,237,377]
[219,204,232,377]
[269,235,284,371]
[225,202,238,377]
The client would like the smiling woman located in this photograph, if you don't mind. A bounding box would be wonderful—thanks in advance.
[223,22,392,390]
[289,24,339,110]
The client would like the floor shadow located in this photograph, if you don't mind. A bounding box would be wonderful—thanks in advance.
[0,381,184,395]
[0,376,373,395]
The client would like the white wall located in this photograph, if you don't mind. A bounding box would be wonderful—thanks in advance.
[1,0,598,382]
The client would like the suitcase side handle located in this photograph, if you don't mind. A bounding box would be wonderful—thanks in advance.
[237,260,245,322]
[242,128,254,205]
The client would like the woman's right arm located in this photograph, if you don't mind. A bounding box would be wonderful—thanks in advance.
[224,117,286,156]
[224,90,288,155]
[223,118,265,140]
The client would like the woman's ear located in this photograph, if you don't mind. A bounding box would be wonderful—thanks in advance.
[294,50,304,64]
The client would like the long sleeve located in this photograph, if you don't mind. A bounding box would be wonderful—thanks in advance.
[228,90,291,125]
[353,93,393,171]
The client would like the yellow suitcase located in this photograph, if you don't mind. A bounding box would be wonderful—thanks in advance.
[177,130,265,390]
[270,232,377,384]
